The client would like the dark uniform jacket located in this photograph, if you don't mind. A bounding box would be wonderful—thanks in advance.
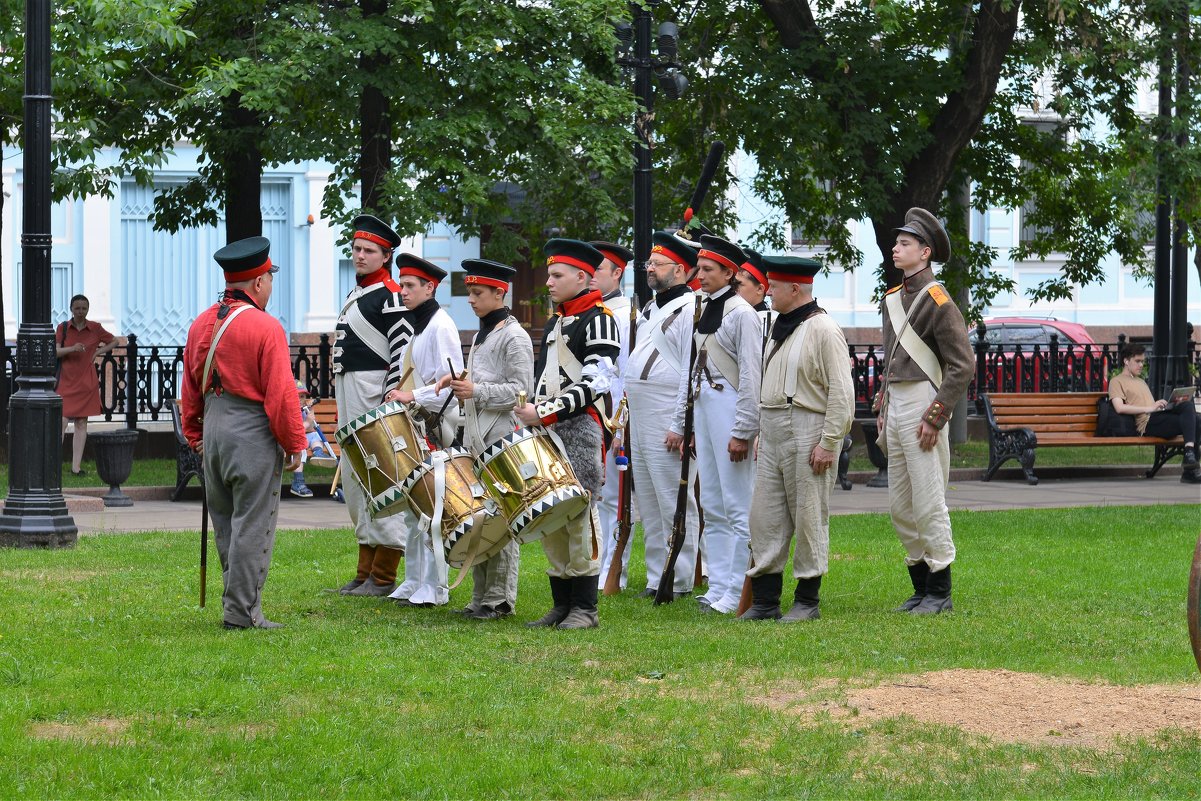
[533,289,620,426]
[333,269,412,390]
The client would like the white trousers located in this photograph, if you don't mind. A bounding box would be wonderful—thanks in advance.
[597,440,631,588]
[389,516,450,606]
[693,382,754,612]
[334,370,409,549]
[627,381,698,593]
[884,381,956,572]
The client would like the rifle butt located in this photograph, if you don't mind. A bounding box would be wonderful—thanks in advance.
[735,574,752,617]
[603,525,630,596]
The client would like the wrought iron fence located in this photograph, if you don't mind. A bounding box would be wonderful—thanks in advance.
[850,332,1200,413]
[2,330,1196,432]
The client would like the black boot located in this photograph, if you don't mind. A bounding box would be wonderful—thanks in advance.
[526,576,573,627]
[736,574,782,621]
[780,576,821,622]
[557,575,600,630]
[893,561,930,612]
[911,566,952,615]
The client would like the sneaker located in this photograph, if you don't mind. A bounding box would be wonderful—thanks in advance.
[290,484,314,498]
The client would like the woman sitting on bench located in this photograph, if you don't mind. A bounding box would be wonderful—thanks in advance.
[1109,343,1198,484]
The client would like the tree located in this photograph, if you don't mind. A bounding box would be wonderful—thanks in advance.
[651,0,1201,317]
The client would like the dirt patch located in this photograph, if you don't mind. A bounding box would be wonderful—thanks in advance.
[30,717,130,745]
[756,668,1201,749]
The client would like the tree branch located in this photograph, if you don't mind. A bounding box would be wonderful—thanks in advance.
[757,0,820,49]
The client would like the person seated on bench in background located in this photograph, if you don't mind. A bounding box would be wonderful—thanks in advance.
[1108,343,1198,484]
[290,381,343,500]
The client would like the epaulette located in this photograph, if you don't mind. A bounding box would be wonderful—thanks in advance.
[383,277,402,293]
[884,284,903,296]
[927,283,950,306]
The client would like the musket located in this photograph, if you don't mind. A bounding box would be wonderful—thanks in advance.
[604,295,640,596]
[735,557,753,617]
[681,141,725,234]
[654,294,703,605]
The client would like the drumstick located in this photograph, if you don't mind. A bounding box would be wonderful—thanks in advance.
[388,366,416,399]
[330,462,341,495]
[432,359,467,423]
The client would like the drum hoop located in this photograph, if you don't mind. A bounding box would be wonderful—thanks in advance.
[336,399,414,442]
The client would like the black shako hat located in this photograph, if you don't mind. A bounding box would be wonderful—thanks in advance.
[762,254,822,285]
[351,214,402,251]
[589,241,634,271]
[697,234,747,273]
[894,207,951,263]
[543,238,605,276]
[740,247,768,290]
[461,258,515,290]
[651,230,698,269]
[215,236,276,282]
[396,253,447,285]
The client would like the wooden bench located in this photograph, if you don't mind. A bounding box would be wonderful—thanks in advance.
[980,391,1186,485]
[308,398,341,460]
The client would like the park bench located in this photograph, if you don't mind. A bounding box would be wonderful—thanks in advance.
[308,398,341,460]
[980,391,1186,485]
[169,398,203,501]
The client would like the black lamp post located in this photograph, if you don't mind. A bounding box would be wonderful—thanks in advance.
[0,0,78,548]
[616,2,686,308]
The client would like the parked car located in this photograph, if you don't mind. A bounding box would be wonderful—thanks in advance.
[968,317,1096,351]
[969,317,1104,392]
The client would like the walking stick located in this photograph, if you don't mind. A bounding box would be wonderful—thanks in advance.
[199,483,208,609]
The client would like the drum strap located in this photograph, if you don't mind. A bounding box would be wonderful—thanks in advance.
[428,451,450,584]
[447,511,490,591]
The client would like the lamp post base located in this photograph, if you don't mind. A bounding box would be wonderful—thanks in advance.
[0,492,78,548]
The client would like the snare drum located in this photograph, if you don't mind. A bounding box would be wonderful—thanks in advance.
[402,449,510,567]
[474,429,589,544]
[335,401,429,518]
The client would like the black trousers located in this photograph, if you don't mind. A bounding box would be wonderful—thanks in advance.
[1144,401,1197,443]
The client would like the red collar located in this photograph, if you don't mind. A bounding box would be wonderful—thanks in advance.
[357,267,395,289]
[556,290,603,318]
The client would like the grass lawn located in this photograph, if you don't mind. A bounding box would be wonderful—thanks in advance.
[1,505,1198,798]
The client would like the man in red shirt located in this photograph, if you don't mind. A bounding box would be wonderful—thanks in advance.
[181,236,306,630]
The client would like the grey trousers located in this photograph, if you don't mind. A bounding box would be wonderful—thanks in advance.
[471,539,519,610]
[204,393,285,627]
[747,407,834,579]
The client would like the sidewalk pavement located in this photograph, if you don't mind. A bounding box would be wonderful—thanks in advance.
[65,473,1201,535]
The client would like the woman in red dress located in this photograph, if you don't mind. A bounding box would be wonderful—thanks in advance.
[55,294,118,475]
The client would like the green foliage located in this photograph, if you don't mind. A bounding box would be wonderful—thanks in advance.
[655,0,1201,308]
[0,506,1197,797]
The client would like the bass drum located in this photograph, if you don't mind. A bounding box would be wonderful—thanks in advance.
[335,401,429,518]
[474,429,589,544]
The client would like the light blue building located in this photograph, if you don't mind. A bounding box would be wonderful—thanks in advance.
[2,146,482,343]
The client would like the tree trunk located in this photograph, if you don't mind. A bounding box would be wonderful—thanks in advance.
[221,91,264,243]
[359,0,391,212]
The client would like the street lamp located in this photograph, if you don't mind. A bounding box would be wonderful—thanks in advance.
[0,0,78,547]
[615,2,686,307]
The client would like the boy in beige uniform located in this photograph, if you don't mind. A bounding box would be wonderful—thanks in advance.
[872,208,974,615]
[740,256,853,622]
